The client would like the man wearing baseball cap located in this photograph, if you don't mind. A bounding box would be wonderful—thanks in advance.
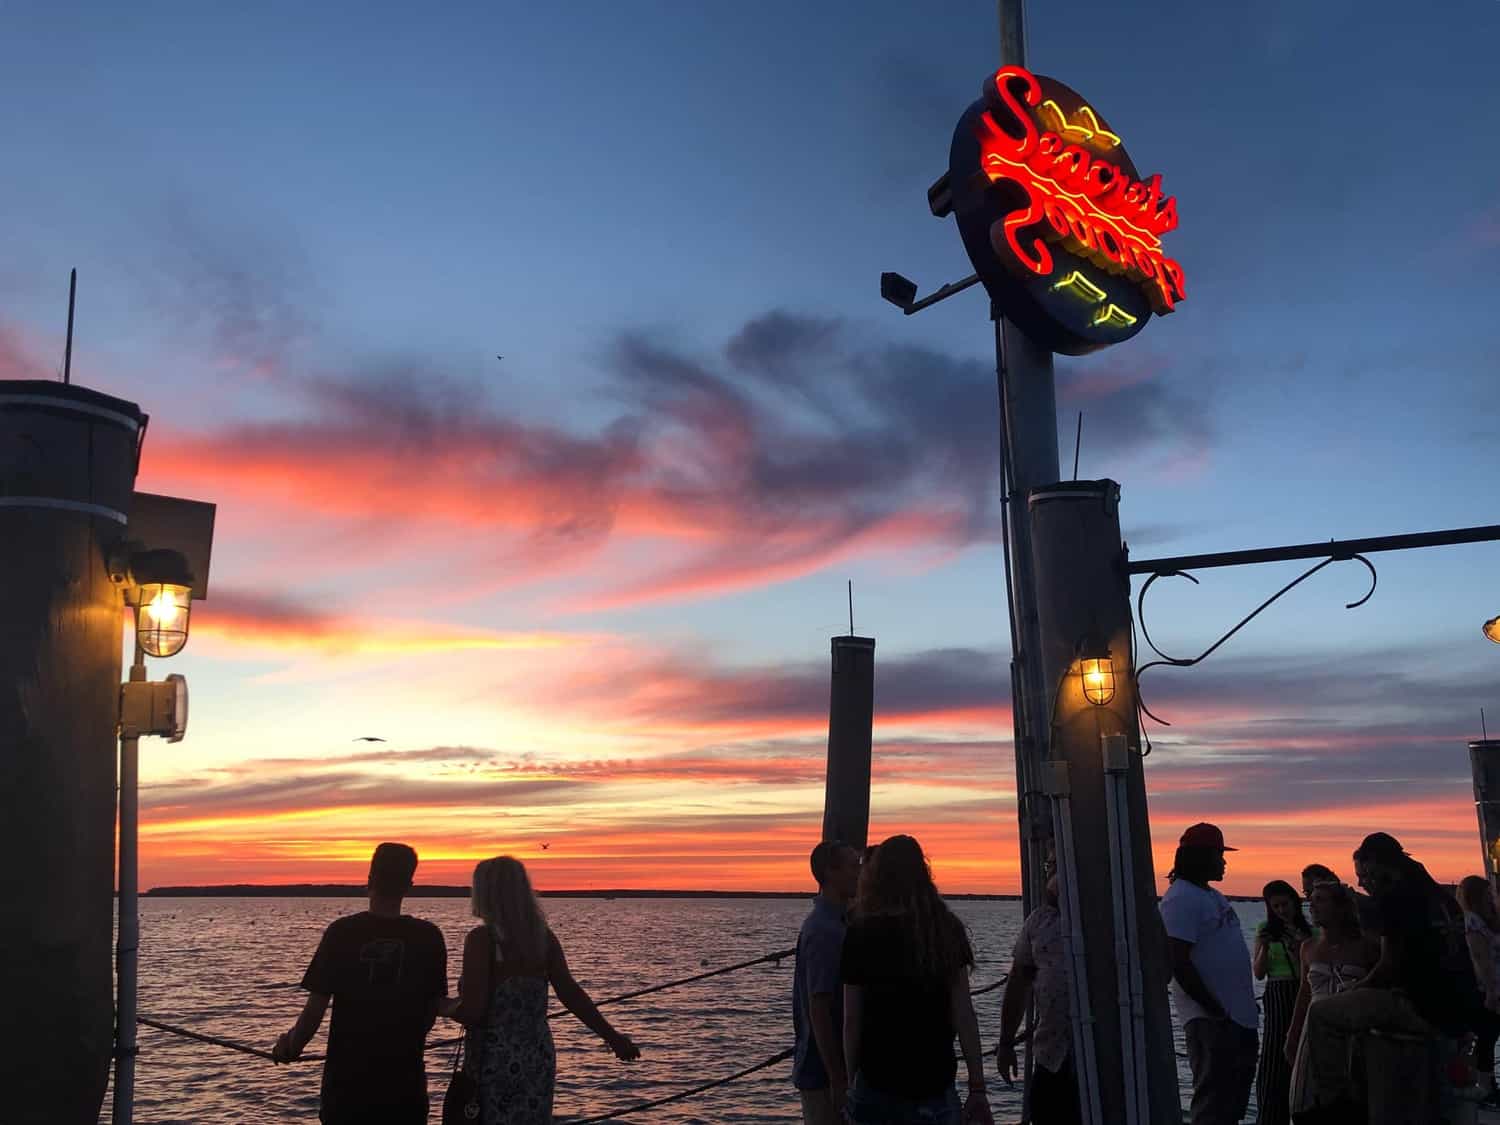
[1159,823,1258,1124]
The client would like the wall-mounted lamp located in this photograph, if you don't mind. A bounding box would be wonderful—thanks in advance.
[1485,616,1500,645]
[130,549,194,658]
[1077,635,1116,706]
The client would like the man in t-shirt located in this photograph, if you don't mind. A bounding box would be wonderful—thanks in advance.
[271,842,448,1124]
[1159,822,1257,1125]
[996,846,1078,1125]
[791,840,860,1124]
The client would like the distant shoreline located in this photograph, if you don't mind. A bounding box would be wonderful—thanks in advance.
[142,884,1021,901]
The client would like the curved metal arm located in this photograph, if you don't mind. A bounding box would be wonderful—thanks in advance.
[1134,553,1378,726]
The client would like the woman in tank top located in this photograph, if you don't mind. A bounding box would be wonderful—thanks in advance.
[1284,881,1379,1113]
[442,856,639,1124]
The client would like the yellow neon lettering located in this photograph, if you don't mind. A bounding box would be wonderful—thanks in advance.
[1051,270,1107,304]
[1091,303,1138,328]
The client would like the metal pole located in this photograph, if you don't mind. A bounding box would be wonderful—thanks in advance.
[64,269,76,385]
[1046,763,1103,1125]
[994,0,1061,923]
[113,649,145,1125]
[1103,734,1148,1125]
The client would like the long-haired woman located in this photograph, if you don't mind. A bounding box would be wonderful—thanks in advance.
[1460,875,1500,1099]
[1283,881,1377,1115]
[440,856,638,1123]
[840,834,991,1124]
[1252,879,1311,1124]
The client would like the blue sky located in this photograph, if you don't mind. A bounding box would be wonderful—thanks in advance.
[2,0,1497,890]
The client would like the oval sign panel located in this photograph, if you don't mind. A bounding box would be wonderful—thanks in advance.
[949,66,1185,355]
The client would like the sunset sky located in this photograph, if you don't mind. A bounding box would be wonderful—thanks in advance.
[3,1,1498,896]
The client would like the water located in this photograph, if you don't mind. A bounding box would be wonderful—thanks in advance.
[104,896,1266,1123]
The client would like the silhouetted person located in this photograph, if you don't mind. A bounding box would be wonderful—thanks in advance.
[1296,832,1484,1118]
[441,856,637,1123]
[272,842,447,1125]
[1160,823,1257,1125]
[841,834,991,1124]
[1301,863,1376,932]
[996,845,1078,1125]
[1253,880,1312,1125]
[1300,865,1339,900]
[1459,874,1500,1102]
[1284,881,1379,1111]
[792,840,860,1123]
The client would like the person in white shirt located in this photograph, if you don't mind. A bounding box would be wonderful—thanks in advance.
[1159,823,1258,1125]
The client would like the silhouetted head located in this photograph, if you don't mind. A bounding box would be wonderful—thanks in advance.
[1308,880,1361,937]
[810,840,860,902]
[1459,875,1499,929]
[471,856,550,970]
[1262,879,1309,939]
[1168,824,1232,885]
[1301,863,1340,900]
[1353,832,1429,899]
[855,834,973,980]
[368,842,418,899]
[1169,846,1226,886]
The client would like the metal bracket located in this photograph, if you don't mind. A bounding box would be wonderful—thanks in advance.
[1042,760,1071,797]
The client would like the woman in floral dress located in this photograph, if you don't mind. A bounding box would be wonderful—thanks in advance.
[442,857,639,1123]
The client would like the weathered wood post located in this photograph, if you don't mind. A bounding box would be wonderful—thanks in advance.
[0,380,146,1125]
[1470,739,1500,894]
[1029,480,1179,1125]
[822,634,875,849]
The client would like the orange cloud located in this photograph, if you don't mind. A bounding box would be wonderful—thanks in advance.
[186,589,594,658]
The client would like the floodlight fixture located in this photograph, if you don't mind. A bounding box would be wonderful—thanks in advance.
[881,272,919,312]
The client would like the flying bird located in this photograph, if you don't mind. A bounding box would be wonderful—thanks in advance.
[539,842,551,851]
[495,355,503,361]
[353,736,387,742]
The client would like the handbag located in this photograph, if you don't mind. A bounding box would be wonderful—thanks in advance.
[442,927,494,1124]
[441,1035,481,1124]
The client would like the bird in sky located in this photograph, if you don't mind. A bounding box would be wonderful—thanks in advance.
[353,736,386,742]
[495,355,503,361]
[539,842,551,851]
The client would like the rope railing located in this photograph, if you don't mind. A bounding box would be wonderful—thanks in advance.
[558,1048,795,1124]
[135,943,1008,1118]
[136,1016,325,1063]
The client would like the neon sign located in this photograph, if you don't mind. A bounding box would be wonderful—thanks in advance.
[946,65,1185,355]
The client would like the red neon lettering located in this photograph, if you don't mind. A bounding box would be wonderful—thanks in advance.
[980,66,1186,313]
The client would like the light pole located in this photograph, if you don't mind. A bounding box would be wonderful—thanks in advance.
[880,4,1190,1118]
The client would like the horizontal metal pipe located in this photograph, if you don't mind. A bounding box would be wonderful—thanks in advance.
[1127,524,1500,576]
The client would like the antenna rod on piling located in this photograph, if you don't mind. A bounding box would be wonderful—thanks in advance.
[1073,411,1083,480]
[63,269,77,385]
[847,580,854,636]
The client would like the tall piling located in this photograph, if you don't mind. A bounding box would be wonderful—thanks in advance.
[1471,739,1500,893]
[823,634,875,849]
[1029,480,1179,1125]
[0,380,146,1124]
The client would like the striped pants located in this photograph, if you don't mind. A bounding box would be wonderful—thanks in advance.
[1256,977,1297,1125]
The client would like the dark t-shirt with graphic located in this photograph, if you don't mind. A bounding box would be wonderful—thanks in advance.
[301,911,448,1121]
